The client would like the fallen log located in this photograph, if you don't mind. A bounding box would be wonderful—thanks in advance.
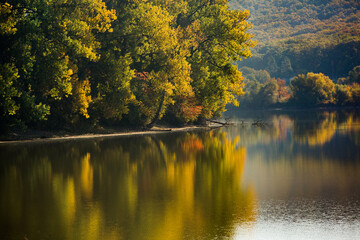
[205,119,231,126]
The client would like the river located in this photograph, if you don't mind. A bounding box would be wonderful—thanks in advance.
[0,109,359,239]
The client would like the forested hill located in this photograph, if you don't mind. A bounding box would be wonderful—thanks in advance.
[231,0,360,78]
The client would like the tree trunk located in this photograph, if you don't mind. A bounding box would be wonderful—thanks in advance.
[147,90,165,128]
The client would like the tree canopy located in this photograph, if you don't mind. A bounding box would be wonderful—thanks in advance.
[0,0,255,131]
[232,0,360,78]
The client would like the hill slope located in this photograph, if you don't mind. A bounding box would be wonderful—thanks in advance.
[231,0,360,78]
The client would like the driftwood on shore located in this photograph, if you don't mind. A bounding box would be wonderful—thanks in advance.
[148,127,172,132]
[205,118,233,126]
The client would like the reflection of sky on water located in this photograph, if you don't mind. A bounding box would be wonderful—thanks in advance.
[226,109,360,240]
[235,197,360,240]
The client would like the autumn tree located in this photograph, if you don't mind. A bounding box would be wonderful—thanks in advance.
[276,78,290,102]
[0,0,116,129]
[183,0,255,118]
[290,72,336,106]
[100,0,254,125]
[1,0,255,130]
[257,79,279,106]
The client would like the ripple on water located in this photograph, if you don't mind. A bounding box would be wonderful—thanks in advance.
[234,197,360,240]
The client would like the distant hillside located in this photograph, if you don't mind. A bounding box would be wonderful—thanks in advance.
[231,0,360,78]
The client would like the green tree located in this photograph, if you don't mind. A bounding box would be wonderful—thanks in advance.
[105,0,254,124]
[335,84,352,106]
[239,67,271,83]
[0,0,255,130]
[280,57,293,77]
[0,64,21,117]
[348,65,360,84]
[264,55,279,76]
[0,0,116,129]
[258,79,279,106]
[106,0,195,126]
[185,0,255,118]
[90,53,134,121]
[290,72,336,106]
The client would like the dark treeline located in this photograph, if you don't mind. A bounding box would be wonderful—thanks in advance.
[235,65,360,108]
[0,0,255,132]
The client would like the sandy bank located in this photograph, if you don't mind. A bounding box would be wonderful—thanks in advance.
[0,125,222,144]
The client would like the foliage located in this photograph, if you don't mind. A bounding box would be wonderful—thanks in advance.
[290,72,336,106]
[349,66,360,84]
[232,0,360,78]
[339,65,360,85]
[239,66,270,83]
[237,67,290,107]
[236,66,359,109]
[184,1,255,118]
[0,63,21,116]
[335,84,352,106]
[0,0,254,131]
[277,78,290,103]
[90,54,134,120]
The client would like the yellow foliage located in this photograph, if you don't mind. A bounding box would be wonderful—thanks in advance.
[73,78,92,118]
[0,3,17,35]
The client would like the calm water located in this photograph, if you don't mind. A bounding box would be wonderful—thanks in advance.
[1,110,360,240]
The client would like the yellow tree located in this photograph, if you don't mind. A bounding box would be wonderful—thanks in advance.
[117,0,195,126]
[184,0,255,118]
[290,72,336,106]
[0,0,116,128]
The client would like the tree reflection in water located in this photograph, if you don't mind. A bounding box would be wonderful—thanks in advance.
[2,109,359,240]
[0,130,257,240]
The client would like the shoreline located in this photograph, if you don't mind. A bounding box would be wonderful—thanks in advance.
[0,125,222,144]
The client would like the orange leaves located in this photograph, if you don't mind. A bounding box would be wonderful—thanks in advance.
[276,78,291,102]
[180,99,203,122]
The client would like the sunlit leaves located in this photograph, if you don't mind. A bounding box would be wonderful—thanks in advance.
[234,0,360,79]
[0,3,17,35]
[184,0,253,117]
[0,64,21,116]
[0,0,116,127]
[290,72,336,105]
[72,78,92,118]
[91,53,134,120]
[1,0,255,129]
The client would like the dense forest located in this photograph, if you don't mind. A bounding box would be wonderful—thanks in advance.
[1,0,359,133]
[0,0,255,132]
[228,0,360,109]
[231,0,360,79]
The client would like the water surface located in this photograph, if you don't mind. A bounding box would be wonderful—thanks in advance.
[1,110,360,239]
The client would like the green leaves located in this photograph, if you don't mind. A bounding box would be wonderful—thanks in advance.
[0,3,18,35]
[290,72,336,106]
[0,64,21,116]
[234,0,360,79]
[1,0,255,129]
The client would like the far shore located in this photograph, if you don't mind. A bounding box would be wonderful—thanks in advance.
[0,124,223,144]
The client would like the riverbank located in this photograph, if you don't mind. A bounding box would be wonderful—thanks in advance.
[0,124,224,144]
